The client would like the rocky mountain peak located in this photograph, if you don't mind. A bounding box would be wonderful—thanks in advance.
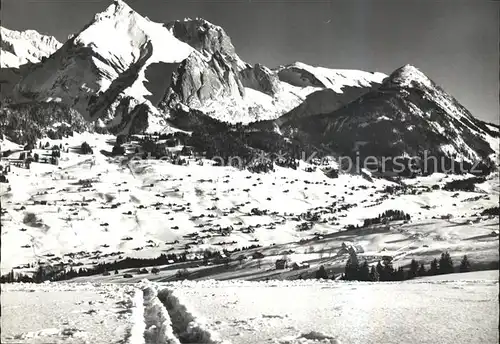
[239,63,280,96]
[167,18,233,55]
[94,0,133,21]
[386,64,433,89]
[166,17,245,69]
[13,0,193,130]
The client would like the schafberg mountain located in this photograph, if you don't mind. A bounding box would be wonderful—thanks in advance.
[261,64,499,174]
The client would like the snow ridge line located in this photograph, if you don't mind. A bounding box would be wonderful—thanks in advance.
[142,283,181,344]
[157,287,229,344]
[127,287,146,344]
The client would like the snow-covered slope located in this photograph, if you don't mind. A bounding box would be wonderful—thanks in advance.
[263,62,387,125]
[277,61,387,92]
[1,133,499,275]
[242,62,388,124]
[0,26,61,68]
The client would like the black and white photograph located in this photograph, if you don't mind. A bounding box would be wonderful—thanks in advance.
[0,0,499,343]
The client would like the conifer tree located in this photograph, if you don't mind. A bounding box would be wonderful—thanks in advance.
[35,265,45,283]
[418,263,427,277]
[429,258,439,275]
[439,251,454,274]
[369,265,379,281]
[382,259,395,281]
[316,265,328,279]
[395,266,405,280]
[459,255,471,273]
[359,261,370,281]
[344,257,359,281]
[409,259,419,278]
[376,261,384,280]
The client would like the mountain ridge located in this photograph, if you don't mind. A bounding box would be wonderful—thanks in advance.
[2,0,388,132]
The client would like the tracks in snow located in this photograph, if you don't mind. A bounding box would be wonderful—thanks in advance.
[138,282,227,344]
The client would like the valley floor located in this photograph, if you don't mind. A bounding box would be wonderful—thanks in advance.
[1,271,498,344]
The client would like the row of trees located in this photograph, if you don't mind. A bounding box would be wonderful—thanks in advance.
[363,210,411,227]
[338,252,471,282]
[310,252,476,282]
[0,244,262,284]
[443,177,486,192]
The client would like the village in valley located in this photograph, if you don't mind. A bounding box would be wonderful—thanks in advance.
[1,132,498,284]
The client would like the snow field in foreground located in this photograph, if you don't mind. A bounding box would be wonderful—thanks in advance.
[1,280,229,344]
[0,282,139,344]
[166,277,499,344]
[1,276,498,344]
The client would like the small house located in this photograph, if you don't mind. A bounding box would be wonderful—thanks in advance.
[275,259,288,270]
[252,252,265,259]
[291,262,310,270]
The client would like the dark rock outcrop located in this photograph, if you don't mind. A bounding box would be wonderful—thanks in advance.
[239,64,280,96]
[277,65,325,88]
[161,18,246,116]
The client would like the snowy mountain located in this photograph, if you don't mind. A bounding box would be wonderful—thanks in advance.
[0,26,61,68]
[0,0,497,177]
[277,62,387,92]
[4,0,386,133]
[259,64,499,174]
[0,27,62,103]
[159,19,387,124]
[1,2,498,341]
[273,63,386,126]
[12,0,193,134]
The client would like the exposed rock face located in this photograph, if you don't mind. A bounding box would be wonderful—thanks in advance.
[161,21,386,124]
[159,18,248,122]
[162,50,245,110]
[239,64,280,96]
[166,18,243,67]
